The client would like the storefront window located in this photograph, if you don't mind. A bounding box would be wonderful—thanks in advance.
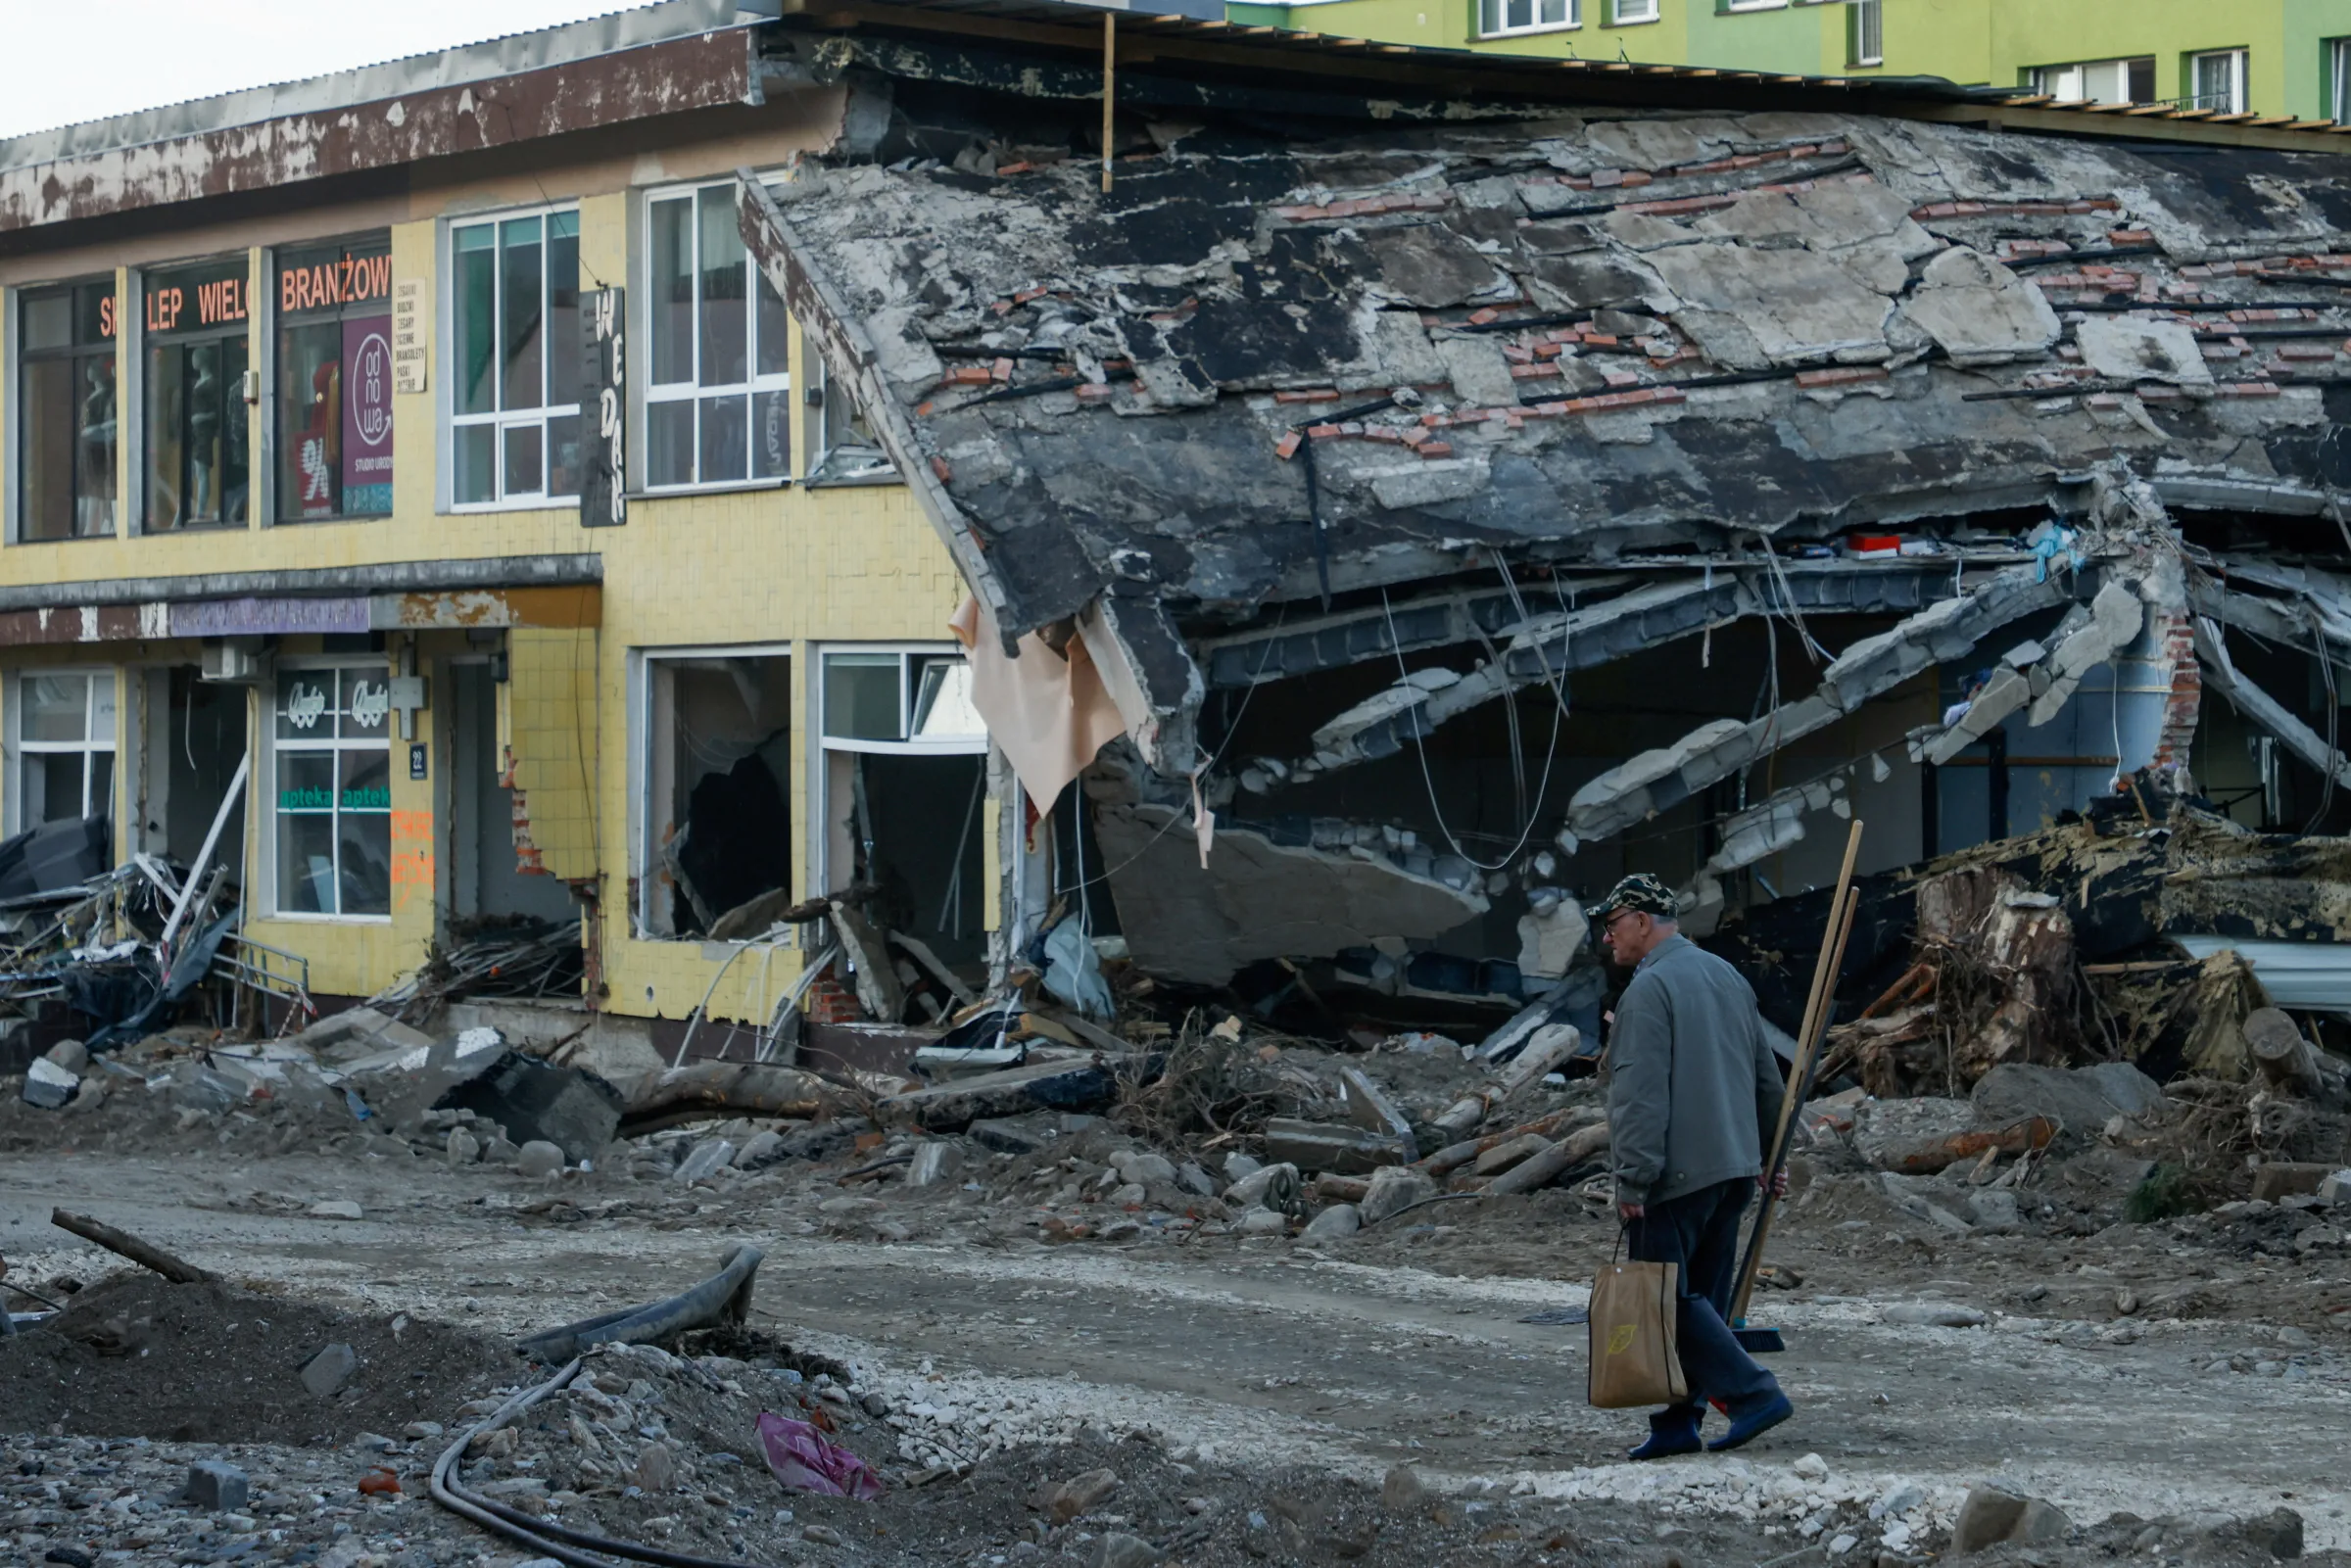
[275,236,394,521]
[273,666,391,917]
[450,208,581,505]
[142,258,251,531]
[19,280,118,541]
[14,671,115,829]
[647,182,791,488]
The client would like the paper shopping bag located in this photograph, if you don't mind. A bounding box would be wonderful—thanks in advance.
[1587,1259,1688,1408]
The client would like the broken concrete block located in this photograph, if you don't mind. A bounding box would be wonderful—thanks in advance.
[907,1142,964,1187]
[446,1128,481,1166]
[43,1038,87,1074]
[1926,666,2032,765]
[1337,1067,1415,1145]
[2316,1169,2351,1208]
[1514,896,1587,980]
[2076,315,2210,386]
[884,1054,1117,1131]
[301,1343,358,1400]
[2251,1163,2336,1204]
[183,1460,249,1513]
[431,1053,625,1164]
[673,1138,735,1182]
[1381,1464,1428,1511]
[1895,247,2060,365]
[967,1117,1045,1156]
[516,1140,565,1179]
[1299,1203,1362,1241]
[1971,1062,2163,1147]
[1359,1164,1437,1226]
[733,1130,784,1168]
[1647,244,1892,364]
[22,1056,78,1109]
[1262,1118,1410,1176]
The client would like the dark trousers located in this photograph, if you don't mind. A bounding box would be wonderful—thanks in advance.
[1626,1177,1779,1429]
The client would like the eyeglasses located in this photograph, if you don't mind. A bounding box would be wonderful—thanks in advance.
[1601,910,1643,937]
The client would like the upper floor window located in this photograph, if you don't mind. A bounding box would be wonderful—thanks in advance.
[276,235,395,523]
[647,183,792,489]
[142,257,252,532]
[1478,0,1575,34]
[451,207,580,507]
[2189,49,2247,115]
[1610,0,1657,22]
[2031,57,2155,106]
[2334,38,2351,123]
[19,280,118,542]
[1847,0,1882,66]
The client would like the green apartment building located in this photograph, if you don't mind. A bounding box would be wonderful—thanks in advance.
[1221,0,2351,124]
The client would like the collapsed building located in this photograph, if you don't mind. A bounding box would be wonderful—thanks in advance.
[728,0,2351,1047]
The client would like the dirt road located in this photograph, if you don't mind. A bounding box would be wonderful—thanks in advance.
[5,1146,2345,1553]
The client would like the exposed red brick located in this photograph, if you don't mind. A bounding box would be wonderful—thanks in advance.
[1074,382,1117,401]
[991,356,1015,382]
[1273,430,1302,459]
[1418,442,1454,459]
[1796,366,1890,389]
[995,161,1033,175]
[1306,422,1342,438]
[1274,389,1340,404]
[930,455,954,483]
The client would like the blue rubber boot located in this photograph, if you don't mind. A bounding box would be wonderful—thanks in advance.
[1628,1406,1703,1461]
[1706,1390,1794,1452]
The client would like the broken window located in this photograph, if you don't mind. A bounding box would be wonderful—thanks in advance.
[274,234,394,522]
[450,208,581,506]
[133,665,245,882]
[270,664,391,918]
[797,323,894,486]
[641,649,792,939]
[647,181,792,489]
[141,257,252,532]
[12,671,116,834]
[818,647,989,972]
[20,279,118,542]
[1478,0,1575,37]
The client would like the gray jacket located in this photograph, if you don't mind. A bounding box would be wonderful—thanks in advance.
[1606,934,1786,1207]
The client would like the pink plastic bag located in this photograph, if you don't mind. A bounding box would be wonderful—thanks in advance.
[756,1412,885,1499]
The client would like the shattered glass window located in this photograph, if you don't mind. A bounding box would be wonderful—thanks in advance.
[646,181,792,489]
[13,671,115,832]
[450,208,580,506]
[639,650,792,940]
[271,666,392,918]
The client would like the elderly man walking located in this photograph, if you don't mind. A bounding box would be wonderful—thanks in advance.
[1588,874,1795,1459]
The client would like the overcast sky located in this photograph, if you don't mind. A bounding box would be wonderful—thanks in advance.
[0,0,624,140]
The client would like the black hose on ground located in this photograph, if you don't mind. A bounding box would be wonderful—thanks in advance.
[515,1245,763,1363]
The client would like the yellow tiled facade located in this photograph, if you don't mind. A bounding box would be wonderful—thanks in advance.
[0,102,973,1027]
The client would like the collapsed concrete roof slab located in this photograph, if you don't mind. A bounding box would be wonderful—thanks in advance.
[1093,804,1488,985]
[740,54,2351,779]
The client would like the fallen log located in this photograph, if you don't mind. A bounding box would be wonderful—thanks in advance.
[52,1209,212,1284]
[1432,1025,1580,1137]
[1417,1107,1586,1177]
[2247,1008,2324,1098]
[1481,1121,1610,1196]
[619,1063,860,1136]
[1879,1116,2058,1175]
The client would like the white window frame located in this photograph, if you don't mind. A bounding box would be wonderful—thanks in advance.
[1476,0,1579,38]
[263,657,394,923]
[813,642,987,897]
[7,668,118,836]
[633,641,796,943]
[445,201,581,512]
[642,180,793,494]
[1847,0,1882,67]
[2189,48,2248,115]
[1609,0,1657,23]
[2334,38,2351,123]
[1723,0,1787,13]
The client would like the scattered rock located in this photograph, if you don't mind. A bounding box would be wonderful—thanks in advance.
[300,1343,358,1399]
[1045,1467,1121,1523]
[632,1443,679,1493]
[1952,1486,2069,1554]
[1792,1452,1829,1481]
[673,1138,735,1182]
[1092,1533,1161,1568]
[1359,1164,1437,1226]
[183,1459,249,1512]
[43,1038,89,1073]
[2251,1506,2305,1559]
[447,1128,481,1165]
[733,1130,785,1168]
[22,1057,78,1109]
[1381,1464,1428,1510]
[1225,1162,1297,1210]
[1300,1204,1362,1241]
[1883,1303,1986,1328]
[308,1200,363,1220]
[1235,1209,1288,1236]
[516,1140,566,1179]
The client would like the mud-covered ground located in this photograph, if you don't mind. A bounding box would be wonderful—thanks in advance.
[3,1118,2348,1568]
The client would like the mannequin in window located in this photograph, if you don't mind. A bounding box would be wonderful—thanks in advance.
[188,349,219,524]
[75,357,115,535]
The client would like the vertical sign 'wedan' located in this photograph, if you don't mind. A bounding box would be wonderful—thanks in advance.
[580,286,626,528]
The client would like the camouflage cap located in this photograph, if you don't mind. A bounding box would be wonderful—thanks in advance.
[1583,873,1679,924]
